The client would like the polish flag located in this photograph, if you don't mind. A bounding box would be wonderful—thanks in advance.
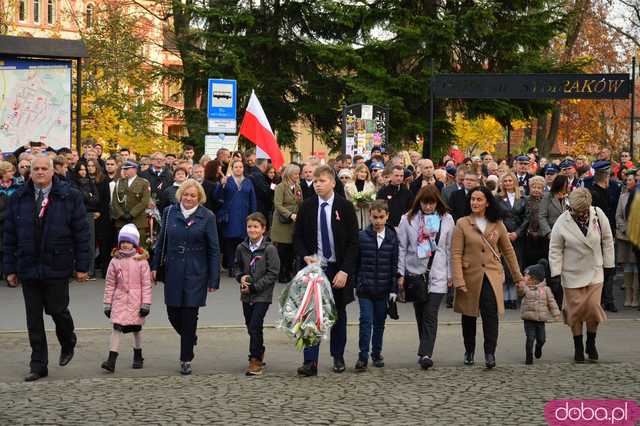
[239,90,285,170]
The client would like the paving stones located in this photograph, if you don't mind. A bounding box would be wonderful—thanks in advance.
[1,362,639,425]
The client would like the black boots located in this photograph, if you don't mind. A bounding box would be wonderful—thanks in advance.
[585,332,598,362]
[525,338,534,365]
[573,336,585,363]
[101,351,118,372]
[132,348,144,369]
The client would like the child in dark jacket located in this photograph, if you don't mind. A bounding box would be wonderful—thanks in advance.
[355,200,399,371]
[235,212,280,376]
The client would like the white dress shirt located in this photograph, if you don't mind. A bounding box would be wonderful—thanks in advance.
[376,229,386,249]
[317,194,336,263]
[249,237,263,253]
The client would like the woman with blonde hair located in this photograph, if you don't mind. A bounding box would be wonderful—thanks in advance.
[345,164,376,230]
[271,163,302,283]
[496,172,526,309]
[549,188,614,363]
[0,160,18,283]
[151,179,220,375]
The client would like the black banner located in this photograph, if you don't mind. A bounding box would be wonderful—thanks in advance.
[432,73,631,99]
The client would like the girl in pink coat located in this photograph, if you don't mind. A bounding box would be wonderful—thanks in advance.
[101,224,152,373]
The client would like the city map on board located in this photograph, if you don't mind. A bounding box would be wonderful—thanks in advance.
[0,59,72,152]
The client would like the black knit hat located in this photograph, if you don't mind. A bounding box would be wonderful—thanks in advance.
[525,260,547,282]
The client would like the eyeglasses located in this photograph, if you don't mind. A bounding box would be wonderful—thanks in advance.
[19,165,29,169]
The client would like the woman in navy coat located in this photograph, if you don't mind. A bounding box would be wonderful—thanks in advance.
[216,159,257,275]
[151,179,220,375]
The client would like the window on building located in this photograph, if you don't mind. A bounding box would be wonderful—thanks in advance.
[18,0,26,21]
[33,0,40,23]
[47,0,55,24]
[86,4,94,28]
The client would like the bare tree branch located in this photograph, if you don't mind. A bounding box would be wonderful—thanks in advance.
[600,17,640,48]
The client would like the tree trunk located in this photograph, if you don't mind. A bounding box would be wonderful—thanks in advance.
[536,0,592,157]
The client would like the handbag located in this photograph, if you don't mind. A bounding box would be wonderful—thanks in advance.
[404,221,442,303]
[387,298,399,320]
[155,205,172,283]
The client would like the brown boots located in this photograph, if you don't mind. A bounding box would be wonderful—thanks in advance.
[246,358,263,376]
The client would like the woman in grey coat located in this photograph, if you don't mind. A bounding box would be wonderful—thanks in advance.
[539,175,569,239]
[397,185,454,370]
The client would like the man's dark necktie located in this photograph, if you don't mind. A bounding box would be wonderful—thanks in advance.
[320,202,332,259]
[35,189,44,217]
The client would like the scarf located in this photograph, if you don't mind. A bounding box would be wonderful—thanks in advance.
[181,204,198,219]
[115,248,137,259]
[571,210,590,236]
[417,213,440,258]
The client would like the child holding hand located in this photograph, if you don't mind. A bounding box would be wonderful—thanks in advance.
[517,259,561,365]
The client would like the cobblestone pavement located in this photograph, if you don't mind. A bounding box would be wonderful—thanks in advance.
[1,362,639,425]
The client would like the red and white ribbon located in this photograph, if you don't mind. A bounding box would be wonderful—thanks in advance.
[293,272,324,330]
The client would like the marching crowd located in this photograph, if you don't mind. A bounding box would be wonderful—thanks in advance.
[2,140,639,380]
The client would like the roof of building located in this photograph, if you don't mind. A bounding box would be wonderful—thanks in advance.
[0,35,87,59]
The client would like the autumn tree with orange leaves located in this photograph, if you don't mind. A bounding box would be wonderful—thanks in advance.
[555,1,634,157]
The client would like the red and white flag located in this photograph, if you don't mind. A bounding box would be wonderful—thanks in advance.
[239,90,285,170]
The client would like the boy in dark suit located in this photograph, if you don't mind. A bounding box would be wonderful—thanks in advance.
[293,165,359,376]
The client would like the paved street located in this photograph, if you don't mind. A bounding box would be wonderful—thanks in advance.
[1,275,639,331]
[1,357,639,425]
[1,276,639,424]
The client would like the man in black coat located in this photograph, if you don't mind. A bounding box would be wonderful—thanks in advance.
[410,159,444,197]
[300,162,346,199]
[515,155,533,196]
[293,165,359,376]
[248,159,274,221]
[376,165,413,227]
[140,153,173,200]
[588,160,619,312]
[4,155,90,382]
[449,173,480,222]
[300,162,316,200]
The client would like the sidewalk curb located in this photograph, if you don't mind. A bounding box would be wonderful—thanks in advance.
[1,317,638,334]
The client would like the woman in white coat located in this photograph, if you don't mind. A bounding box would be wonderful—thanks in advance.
[549,188,615,363]
[397,185,454,370]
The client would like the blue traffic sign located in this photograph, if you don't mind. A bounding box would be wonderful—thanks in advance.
[207,79,237,120]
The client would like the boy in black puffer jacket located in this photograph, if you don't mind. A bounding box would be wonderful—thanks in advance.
[355,200,399,371]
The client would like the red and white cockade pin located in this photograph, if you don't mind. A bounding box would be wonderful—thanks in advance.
[39,197,50,219]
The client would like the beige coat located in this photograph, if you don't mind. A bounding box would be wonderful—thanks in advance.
[517,281,561,322]
[548,207,615,289]
[452,216,523,318]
